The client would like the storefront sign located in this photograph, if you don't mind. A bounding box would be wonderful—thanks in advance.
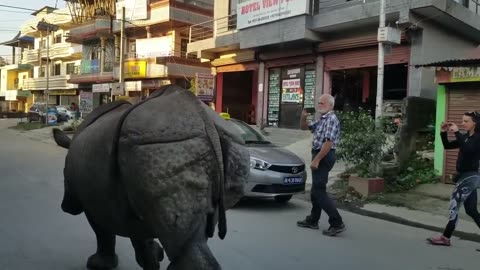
[281,78,302,103]
[49,90,77,96]
[304,70,316,122]
[237,0,309,29]
[136,36,173,58]
[436,67,480,83]
[5,90,17,101]
[92,83,111,93]
[125,81,142,91]
[79,91,93,113]
[125,60,147,78]
[267,69,281,127]
[195,73,215,101]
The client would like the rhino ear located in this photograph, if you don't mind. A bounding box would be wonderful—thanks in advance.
[200,103,245,145]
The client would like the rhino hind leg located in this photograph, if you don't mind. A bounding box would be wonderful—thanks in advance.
[85,213,119,270]
[130,238,164,270]
[165,219,221,270]
[61,187,83,215]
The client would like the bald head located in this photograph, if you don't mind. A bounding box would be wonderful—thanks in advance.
[318,94,335,114]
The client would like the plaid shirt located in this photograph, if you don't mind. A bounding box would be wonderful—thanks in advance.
[308,111,340,150]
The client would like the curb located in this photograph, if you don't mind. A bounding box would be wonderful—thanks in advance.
[295,189,480,244]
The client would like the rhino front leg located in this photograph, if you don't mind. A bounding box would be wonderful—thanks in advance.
[165,217,221,270]
[131,238,164,270]
[85,212,119,270]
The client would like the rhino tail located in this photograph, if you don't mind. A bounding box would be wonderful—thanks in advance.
[52,128,71,149]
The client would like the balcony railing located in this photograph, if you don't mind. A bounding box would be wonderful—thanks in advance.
[189,14,237,43]
[23,75,78,90]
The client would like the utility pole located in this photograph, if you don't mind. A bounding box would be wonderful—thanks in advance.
[45,25,50,126]
[117,6,126,99]
[375,0,386,126]
[37,21,58,125]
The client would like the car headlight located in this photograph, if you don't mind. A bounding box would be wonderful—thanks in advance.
[250,157,271,170]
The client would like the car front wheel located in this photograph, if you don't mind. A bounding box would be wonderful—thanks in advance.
[274,195,292,204]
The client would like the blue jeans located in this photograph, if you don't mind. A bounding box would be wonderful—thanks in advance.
[308,149,343,227]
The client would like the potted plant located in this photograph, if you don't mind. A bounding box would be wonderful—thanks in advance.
[336,109,388,197]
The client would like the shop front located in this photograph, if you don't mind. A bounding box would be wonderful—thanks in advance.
[214,51,259,124]
[319,36,410,114]
[49,89,79,106]
[264,55,317,129]
[426,63,480,183]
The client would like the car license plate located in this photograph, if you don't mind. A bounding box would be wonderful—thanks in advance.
[284,177,303,184]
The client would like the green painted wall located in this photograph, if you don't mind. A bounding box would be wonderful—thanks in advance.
[434,85,447,176]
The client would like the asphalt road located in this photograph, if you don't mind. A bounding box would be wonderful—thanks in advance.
[0,119,478,270]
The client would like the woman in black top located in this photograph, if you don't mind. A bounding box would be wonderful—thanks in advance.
[427,111,480,246]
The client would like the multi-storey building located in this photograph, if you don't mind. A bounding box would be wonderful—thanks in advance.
[0,32,34,113]
[188,0,480,128]
[15,6,83,108]
[63,0,213,107]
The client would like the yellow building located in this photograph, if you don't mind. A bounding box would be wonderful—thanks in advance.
[0,32,34,113]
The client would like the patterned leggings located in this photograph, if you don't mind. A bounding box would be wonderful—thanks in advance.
[443,172,480,238]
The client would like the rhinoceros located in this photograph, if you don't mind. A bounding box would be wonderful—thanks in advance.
[52,85,250,270]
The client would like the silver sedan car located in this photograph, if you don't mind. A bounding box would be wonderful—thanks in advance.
[227,118,307,203]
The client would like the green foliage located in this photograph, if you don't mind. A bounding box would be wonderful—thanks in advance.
[63,118,84,132]
[336,109,389,178]
[386,154,439,192]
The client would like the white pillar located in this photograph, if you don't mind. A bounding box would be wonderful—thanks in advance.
[256,62,265,127]
[315,55,324,99]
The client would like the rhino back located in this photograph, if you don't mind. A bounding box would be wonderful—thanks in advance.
[117,87,220,236]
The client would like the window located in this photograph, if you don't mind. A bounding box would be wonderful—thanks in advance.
[40,40,46,49]
[54,63,61,76]
[55,34,62,44]
[66,63,75,75]
[181,38,188,58]
[39,67,45,77]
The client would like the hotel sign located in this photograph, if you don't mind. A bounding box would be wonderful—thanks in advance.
[237,0,309,29]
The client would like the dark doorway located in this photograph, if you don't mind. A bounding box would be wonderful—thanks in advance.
[223,71,254,123]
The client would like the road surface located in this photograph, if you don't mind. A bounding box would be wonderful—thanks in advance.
[0,119,478,270]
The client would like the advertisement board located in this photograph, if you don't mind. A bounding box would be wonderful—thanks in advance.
[79,91,93,113]
[125,60,147,78]
[195,73,215,101]
[237,0,309,29]
[136,36,173,58]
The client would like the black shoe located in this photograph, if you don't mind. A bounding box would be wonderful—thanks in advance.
[297,218,319,230]
[322,223,346,236]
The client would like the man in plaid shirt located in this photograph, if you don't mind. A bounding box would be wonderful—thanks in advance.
[297,94,346,236]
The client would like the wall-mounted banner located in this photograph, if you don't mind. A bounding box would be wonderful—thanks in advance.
[237,0,309,29]
[195,73,215,101]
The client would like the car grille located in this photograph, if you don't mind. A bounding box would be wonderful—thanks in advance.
[251,184,306,194]
[268,164,305,174]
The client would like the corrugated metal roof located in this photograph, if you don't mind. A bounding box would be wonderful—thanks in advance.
[415,58,480,68]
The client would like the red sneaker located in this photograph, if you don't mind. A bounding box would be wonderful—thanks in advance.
[427,235,451,246]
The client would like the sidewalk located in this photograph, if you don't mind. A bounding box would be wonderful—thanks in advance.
[258,126,479,240]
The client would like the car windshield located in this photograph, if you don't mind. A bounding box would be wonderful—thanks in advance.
[229,119,271,145]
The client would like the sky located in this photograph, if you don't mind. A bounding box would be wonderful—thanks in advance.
[0,0,62,63]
